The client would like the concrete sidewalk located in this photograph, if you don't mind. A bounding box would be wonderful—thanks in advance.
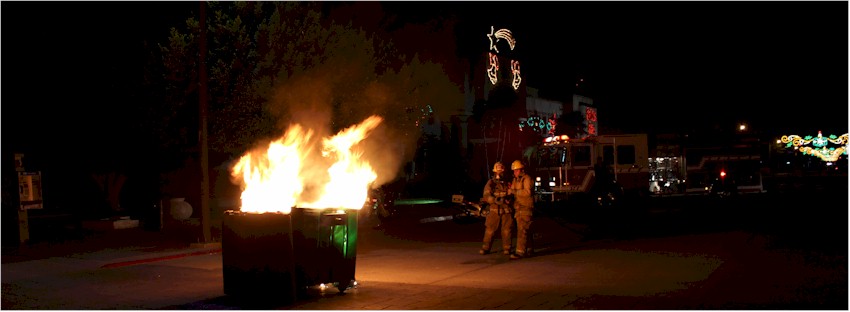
[2,227,219,264]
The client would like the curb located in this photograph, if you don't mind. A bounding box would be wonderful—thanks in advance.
[100,248,222,269]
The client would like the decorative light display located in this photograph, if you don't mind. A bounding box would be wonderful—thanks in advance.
[487,52,499,85]
[519,115,556,134]
[585,106,598,136]
[511,60,522,91]
[587,123,596,136]
[547,114,557,135]
[781,131,849,162]
[487,26,516,53]
[414,104,434,127]
[487,26,499,53]
[585,107,597,123]
[485,26,521,91]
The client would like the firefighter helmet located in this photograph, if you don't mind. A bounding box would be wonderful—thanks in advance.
[511,160,524,170]
[492,162,505,173]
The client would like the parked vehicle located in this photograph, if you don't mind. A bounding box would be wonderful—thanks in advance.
[530,133,650,203]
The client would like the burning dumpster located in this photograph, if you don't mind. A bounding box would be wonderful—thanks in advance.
[291,208,358,295]
[225,115,385,300]
[221,211,297,304]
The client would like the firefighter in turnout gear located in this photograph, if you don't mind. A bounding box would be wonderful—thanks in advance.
[480,162,514,255]
[508,160,534,259]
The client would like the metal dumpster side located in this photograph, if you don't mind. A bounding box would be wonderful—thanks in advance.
[221,211,297,304]
[291,208,358,295]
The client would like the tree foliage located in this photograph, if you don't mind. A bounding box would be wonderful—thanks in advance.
[145,1,464,169]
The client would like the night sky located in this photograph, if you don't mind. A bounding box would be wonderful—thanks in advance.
[3,1,848,152]
[3,1,197,154]
[445,1,849,135]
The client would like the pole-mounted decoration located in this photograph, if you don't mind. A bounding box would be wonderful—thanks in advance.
[486,26,521,91]
[781,131,849,162]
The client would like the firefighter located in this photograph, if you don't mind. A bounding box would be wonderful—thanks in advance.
[508,160,534,259]
[480,162,514,255]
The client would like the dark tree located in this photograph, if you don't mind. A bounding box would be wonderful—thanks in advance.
[145,1,464,188]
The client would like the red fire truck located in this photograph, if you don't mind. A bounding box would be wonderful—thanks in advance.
[528,133,650,202]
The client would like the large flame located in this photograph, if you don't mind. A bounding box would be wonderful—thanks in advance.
[232,116,383,213]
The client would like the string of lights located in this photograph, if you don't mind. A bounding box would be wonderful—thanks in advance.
[511,60,522,90]
[486,26,516,53]
[485,26,521,90]
[487,52,499,85]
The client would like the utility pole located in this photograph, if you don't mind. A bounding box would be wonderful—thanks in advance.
[198,0,212,244]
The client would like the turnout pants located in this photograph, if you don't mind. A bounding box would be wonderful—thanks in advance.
[514,208,534,256]
[482,205,514,252]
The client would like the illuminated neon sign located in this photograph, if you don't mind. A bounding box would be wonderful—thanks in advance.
[781,131,849,162]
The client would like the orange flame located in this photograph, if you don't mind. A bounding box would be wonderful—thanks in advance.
[232,116,383,213]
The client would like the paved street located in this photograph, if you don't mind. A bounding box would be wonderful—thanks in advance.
[2,192,847,309]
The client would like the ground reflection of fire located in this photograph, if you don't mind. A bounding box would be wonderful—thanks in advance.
[231,115,383,214]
